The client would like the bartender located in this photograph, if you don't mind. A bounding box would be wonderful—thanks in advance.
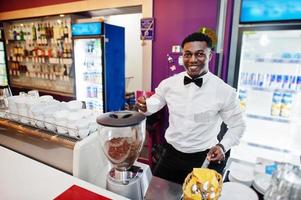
[136,32,246,184]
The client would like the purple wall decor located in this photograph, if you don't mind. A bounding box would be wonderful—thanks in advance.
[221,0,234,82]
[152,0,219,90]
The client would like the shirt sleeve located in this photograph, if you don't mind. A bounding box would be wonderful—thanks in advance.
[219,89,246,152]
[144,81,167,116]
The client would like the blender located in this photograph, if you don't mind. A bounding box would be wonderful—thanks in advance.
[97,111,146,199]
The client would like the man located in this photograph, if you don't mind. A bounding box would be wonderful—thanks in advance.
[136,32,246,184]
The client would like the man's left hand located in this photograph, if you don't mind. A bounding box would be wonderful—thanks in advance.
[207,145,225,163]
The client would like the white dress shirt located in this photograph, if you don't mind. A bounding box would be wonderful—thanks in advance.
[145,71,246,153]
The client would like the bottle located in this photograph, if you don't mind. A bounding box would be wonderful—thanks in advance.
[32,23,37,41]
[16,25,20,41]
[63,20,69,39]
[280,92,293,118]
[8,25,13,40]
[297,76,301,91]
[276,75,283,90]
[269,74,277,89]
[50,22,54,39]
[20,26,25,41]
[282,75,289,90]
[59,21,64,40]
[288,76,296,91]
[271,91,282,116]
[26,24,31,41]
[13,26,17,41]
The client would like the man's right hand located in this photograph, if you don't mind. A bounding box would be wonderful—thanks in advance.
[136,96,147,112]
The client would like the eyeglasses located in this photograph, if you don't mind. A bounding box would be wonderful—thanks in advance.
[183,49,211,59]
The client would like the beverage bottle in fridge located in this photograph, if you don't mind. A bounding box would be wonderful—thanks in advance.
[238,89,247,111]
[280,92,293,118]
[288,75,296,91]
[92,86,98,98]
[276,75,283,90]
[87,86,91,98]
[271,91,282,116]
[282,75,289,90]
[297,76,301,91]
[269,74,277,89]
[257,73,264,88]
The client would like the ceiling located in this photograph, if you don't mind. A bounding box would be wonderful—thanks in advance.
[77,5,142,18]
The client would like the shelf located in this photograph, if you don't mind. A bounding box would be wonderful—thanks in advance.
[8,58,73,65]
[0,117,77,149]
[11,84,74,98]
[246,114,290,123]
[245,57,301,64]
[242,86,297,93]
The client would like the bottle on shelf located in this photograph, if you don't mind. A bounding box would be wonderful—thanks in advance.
[63,20,69,39]
[19,25,24,41]
[32,23,37,41]
[13,25,17,41]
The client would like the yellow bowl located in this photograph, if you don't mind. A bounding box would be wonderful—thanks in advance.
[182,168,223,200]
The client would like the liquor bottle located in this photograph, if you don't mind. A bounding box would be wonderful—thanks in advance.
[13,26,17,41]
[32,23,37,41]
[59,21,63,40]
[50,22,54,39]
[8,25,13,40]
[37,23,41,44]
[16,25,21,41]
[63,20,69,39]
[20,26,25,41]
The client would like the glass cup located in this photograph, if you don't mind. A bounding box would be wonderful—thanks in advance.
[28,90,40,98]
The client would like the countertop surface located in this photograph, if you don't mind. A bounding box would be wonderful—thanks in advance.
[144,176,183,200]
[0,145,129,200]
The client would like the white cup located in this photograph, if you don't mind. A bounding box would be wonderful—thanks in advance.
[53,110,69,135]
[43,105,61,132]
[31,105,46,128]
[7,96,19,121]
[66,100,83,111]
[67,111,84,138]
[39,95,53,103]
[24,97,39,126]
[87,115,98,134]
[78,109,93,119]
[77,119,90,139]
[28,90,39,98]
[15,97,29,124]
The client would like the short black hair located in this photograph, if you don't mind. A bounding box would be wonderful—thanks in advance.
[181,32,212,48]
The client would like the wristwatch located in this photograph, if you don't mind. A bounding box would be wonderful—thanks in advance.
[216,143,226,154]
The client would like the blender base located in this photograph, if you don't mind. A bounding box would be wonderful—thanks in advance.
[106,167,143,200]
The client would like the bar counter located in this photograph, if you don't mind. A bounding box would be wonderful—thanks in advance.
[0,146,129,200]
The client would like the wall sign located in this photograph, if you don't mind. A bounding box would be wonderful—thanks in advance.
[140,18,154,40]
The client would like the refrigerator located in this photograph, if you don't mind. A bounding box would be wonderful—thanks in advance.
[72,22,125,113]
[229,0,301,165]
[0,28,8,86]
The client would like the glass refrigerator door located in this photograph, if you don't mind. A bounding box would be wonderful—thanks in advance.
[0,41,8,86]
[74,38,104,112]
[232,28,301,164]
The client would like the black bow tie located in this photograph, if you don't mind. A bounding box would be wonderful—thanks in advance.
[184,76,203,87]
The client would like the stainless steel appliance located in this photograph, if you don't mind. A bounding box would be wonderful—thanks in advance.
[97,111,146,200]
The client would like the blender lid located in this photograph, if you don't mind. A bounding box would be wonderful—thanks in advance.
[96,111,146,127]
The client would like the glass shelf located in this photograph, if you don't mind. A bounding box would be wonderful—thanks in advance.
[246,113,290,123]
